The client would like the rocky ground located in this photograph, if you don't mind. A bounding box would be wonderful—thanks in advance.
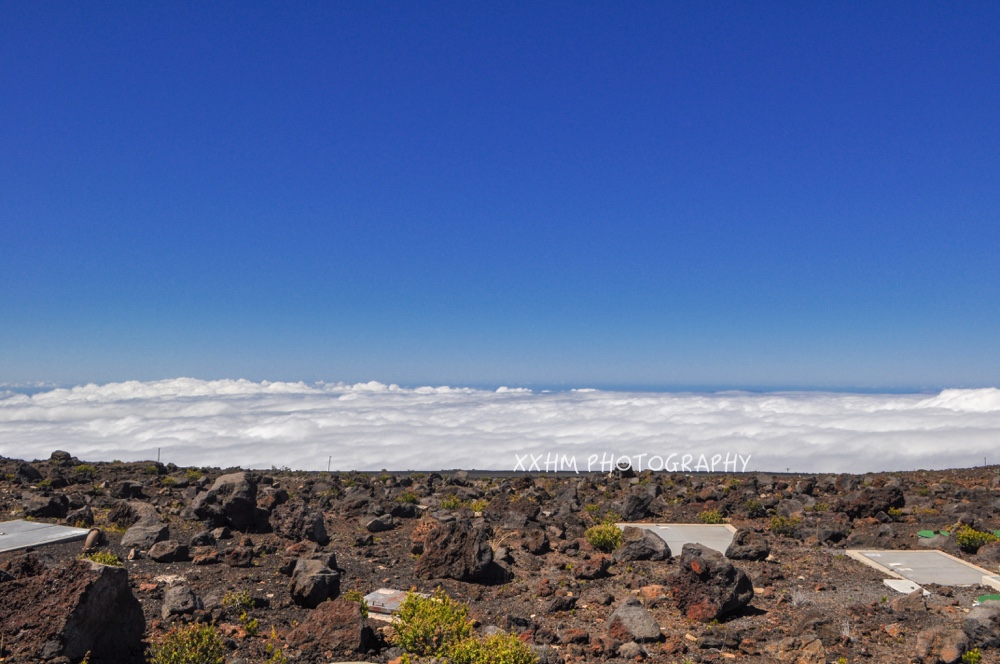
[3,451,1000,663]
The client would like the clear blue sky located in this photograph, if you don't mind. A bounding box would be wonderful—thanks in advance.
[2,2,998,390]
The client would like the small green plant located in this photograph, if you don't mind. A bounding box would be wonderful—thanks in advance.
[398,491,420,504]
[440,495,465,510]
[394,588,474,657]
[81,551,123,567]
[450,631,539,664]
[962,648,982,664]
[955,526,998,553]
[184,468,203,482]
[143,464,161,475]
[918,486,931,497]
[239,612,259,637]
[743,499,766,518]
[583,503,600,514]
[36,478,52,488]
[73,464,96,476]
[160,476,177,487]
[769,515,801,538]
[342,590,369,618]
[265,627,288,664]
[811,502,829,512]
[147,623,226,664]
[887,507,904,520]
[584,521,623,552]
[698,509,725,524]
[468,499,488,513]
[222,590,255,612]
[836,658,849,664]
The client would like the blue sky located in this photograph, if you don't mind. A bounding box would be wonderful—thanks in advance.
[2,2,999,390]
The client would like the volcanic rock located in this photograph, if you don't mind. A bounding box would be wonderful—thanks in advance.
[670,543,754,622]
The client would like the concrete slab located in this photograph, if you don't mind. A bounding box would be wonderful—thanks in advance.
[363,588,430,615]
[617,523,737,557]
[0,520,91,553]
[848,549,1000,589]
[883,579,926,595]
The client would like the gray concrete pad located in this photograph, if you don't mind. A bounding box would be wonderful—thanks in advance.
[617,523,737,557]
[0,520,90,553]
[848,549,1000,590]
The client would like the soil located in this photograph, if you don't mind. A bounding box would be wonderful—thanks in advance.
[2,453,1000,663]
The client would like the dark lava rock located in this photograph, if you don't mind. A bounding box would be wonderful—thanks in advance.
[522,528,550,555]
[286,598,374,654]
[572,555,610,580]
[365,515,395,533]
[914,626,967,664]
[224,545,255,568]
[121,521,169,550]
[613,526,670,563]
[414,518,494,583]
[963,600,1000,649]
[16,462,42,481]
[0,558,145,661]
[161,584,203,620]
[670,543,754,622]
[148,540,190,563]
[607,598,662,642]
[271,501,330,543]
[725,528,770,561]
[66,505,94,527]
[611,489,654,521]
[110,480,145,499]
[836,485,904,519]
[187,471,262,531]
[22,492,69,519]
[290,558,341,608]
[545,595,578,613]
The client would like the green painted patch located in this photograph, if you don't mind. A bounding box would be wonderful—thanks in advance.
[917,530,936,538]
[976,594,1000,605]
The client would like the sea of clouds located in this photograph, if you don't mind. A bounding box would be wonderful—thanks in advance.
[1,378,1000,474]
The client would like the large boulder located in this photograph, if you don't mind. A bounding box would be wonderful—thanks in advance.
[120,501,169,550]
[290,558,341,608]
[186,471,262,530]
[286,598,375,654]
[22,492,69,519]
[0,558,145,661]
[670,543,754,622]
[835,485,904,519]
[607,598,662,642]
[613,526,670,563]
[161,584,203,620]
[414,518,494,582]
[270,501,329,544]
[914,626,967,664]
[611,490,654,521]
[963,600,1000,649]
[725,528,770,561]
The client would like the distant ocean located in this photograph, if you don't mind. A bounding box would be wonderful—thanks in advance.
[1,379,998,474]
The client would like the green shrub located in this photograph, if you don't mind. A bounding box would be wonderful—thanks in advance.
[398,491,420,504]
[222,590,255,612]
[698,509,725,524]
[440,495,464,510]
[147,623,226,664]
[743,500,766,518]
[469,499,489,513]
[450,631,539,664]
[80,551,123,567]
[394,588,473,657]
[584,522,622,552]
[887,507,904,520]
[160,476,177,486]
[73,464,96,476]
[769,516,801,538]
[963,648,983,664]
[184,468,203,482]
[955,526,998,553]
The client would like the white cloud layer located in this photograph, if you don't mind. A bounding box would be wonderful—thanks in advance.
[2,379,1000,473]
